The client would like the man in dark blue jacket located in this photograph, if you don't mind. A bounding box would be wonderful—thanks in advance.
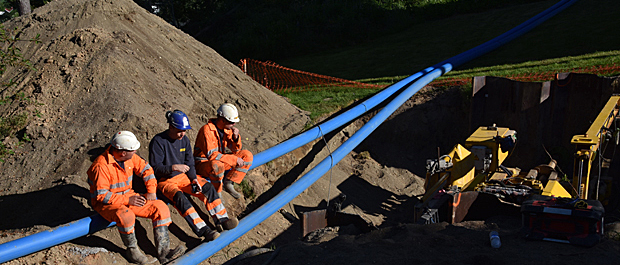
[149,110,238,242]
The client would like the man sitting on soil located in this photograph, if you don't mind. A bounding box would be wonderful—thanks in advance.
[87,131,185,264]
[194,103,253,199]
[149,110,238,242]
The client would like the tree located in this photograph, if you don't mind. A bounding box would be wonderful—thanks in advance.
[16,0,30,15]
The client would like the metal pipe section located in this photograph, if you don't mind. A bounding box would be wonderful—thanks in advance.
[172,1,578,264]
[0,215,114,263]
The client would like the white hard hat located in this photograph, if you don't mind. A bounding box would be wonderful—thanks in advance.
[110,131,141,151]
[217,103,240,123]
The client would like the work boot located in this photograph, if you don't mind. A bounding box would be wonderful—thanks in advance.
[223,179,242,199]
[120,233,157,265]
[198,225,220,241]
[154,226,187,264]
[197,225,220,240]
[221,217,239,230]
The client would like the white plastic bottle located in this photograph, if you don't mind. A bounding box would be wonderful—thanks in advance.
[489,231,501,248]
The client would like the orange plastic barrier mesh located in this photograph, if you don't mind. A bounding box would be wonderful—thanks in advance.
[238,58,620,92]
[238,58,384,92]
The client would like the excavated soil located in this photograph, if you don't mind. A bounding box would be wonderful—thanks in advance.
[1,0,620,265]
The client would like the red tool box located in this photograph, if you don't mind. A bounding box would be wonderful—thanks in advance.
[521,194,604,247]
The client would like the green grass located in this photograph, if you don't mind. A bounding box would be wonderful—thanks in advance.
[0,112,27,138]
[277,50,620,122]
[278,87,382,121]
[277,0,620,80]
[239,179,256,200]
[274,0,620,121]
[381,50,620,84]
[278,50,620,123]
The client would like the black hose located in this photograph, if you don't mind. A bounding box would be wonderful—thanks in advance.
[261,248,281,265]
[222,248,274,265]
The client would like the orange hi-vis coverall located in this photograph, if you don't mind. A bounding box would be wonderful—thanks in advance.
[149,131,229,235]
[157,174,228,229]
[87,147,171,234]
[194,119,253,193]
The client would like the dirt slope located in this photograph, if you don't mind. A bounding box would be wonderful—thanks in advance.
[0,0,310,202]
[0,0,309,263]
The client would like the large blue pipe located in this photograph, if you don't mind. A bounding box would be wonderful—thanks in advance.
[250,67,433,169]
[170,67,448,265]
[0,215,114,263]
[171,1,578,263]
[0,0,578,263]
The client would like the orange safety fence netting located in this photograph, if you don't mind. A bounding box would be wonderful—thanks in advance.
[237,58,384,92]
[238,58,620,92]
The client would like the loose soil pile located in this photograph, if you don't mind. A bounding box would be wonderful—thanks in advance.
[1,0,620,265]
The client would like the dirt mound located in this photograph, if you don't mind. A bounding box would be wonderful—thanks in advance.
[0,0,308,198]
[0,0,309,263]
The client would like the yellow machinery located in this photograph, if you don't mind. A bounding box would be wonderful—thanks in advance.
[571,95,620,202]
[415,124,521,224]
[415,95,620,224]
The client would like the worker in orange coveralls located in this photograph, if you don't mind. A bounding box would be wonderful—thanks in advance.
[194,103,253,199]
[149,110,238,242]
[87,131,185,265]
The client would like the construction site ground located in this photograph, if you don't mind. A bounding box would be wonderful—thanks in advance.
[2,0,620,264]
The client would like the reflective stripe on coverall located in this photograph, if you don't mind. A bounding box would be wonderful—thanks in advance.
[194,119,253,193]
[87,147,171,234]
[157,173,229,230]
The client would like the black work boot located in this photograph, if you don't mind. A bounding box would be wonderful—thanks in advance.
[154,226,187,264]
[198,225,220,241]
[120,233,157,265]
[223,179,242,199]
[221,217,239,230]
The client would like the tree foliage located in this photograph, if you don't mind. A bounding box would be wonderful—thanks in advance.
[134,0,549,63]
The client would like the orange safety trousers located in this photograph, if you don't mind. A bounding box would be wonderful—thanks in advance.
[195,150,253,193]
[158,173,228,230]
[96,199,171,234]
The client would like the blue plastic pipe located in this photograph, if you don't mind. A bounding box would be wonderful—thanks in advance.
[171,64,450,265]
[250,67,434,169]
[0,0,578,263]
[171,1,578,263]
[0,215,114,263]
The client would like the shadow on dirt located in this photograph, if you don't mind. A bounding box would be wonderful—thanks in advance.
[337,175,420,226]
[249,174,422,252]
[241,122,347,217]
[354,87,471,176]
[240,82,409,218]
[0,184,93,230]
[70,220,182,260]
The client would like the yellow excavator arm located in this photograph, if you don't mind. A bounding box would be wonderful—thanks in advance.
[570,95,620,200]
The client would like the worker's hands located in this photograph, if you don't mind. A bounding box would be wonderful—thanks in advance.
[191,179,202,194]
[172,164,189,173]
[236,157,245,168]
[144,193,157,201]
[128,195,146,207]
[231,127,240,141]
